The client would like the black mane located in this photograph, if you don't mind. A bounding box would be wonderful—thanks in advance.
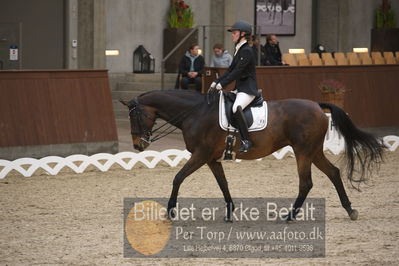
[137,90,219,108]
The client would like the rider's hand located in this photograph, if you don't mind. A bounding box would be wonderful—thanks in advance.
[216,83,223,90]
[210,81,217,89]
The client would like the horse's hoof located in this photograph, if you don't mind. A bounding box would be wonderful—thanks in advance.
[349,209,358,221]
[168,208,176,219]
[282,212,295,222]
[224,216,233,223]
[284,217,295,223]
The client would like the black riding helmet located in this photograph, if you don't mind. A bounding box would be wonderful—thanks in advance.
[228,20,252,44]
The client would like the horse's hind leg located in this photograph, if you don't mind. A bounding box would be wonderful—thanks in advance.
[313,149,358,220]
[287,152,314,220]
[207,160,234,222]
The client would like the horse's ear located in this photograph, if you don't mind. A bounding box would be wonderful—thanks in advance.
[119,99,129,106]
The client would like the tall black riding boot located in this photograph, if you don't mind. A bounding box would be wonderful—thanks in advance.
[234,106,252,153]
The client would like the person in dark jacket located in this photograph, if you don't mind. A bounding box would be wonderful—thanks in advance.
[263,34,283,66]
[210,21,260,153]
[250,35,266,66]
[178,44,205,92]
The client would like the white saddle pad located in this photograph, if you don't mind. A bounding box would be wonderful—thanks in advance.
[219,91,268,132]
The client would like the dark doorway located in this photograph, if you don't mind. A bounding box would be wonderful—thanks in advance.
[0,23,21,69]
[0,0,65,69]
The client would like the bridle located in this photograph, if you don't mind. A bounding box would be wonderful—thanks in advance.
[127,98,201,145]
[128,99,153,145]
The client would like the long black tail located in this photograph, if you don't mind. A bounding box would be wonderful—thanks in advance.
[319,103,385,189]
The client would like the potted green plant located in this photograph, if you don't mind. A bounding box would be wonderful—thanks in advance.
[319,79,346,109]
[163,0,197,73]
[371,0,399,52]
[167,0,194,28]
[375,0,396,29]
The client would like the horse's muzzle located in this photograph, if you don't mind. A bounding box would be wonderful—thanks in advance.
[134,138,150,151]
[133,144,144,152]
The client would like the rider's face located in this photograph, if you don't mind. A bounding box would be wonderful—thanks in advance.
[231,30,241,43]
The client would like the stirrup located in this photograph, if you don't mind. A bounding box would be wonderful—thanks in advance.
[238,140,252,153]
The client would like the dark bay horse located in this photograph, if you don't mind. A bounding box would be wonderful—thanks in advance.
[120,90,384,221]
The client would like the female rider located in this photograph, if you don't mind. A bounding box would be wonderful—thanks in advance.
[210,20,260,153]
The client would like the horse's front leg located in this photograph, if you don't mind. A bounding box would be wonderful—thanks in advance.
[167,153,207,218]
[207,160,235,222]
[284,152,313,221]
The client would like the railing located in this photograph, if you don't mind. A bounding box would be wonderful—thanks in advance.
[1,135,398,178]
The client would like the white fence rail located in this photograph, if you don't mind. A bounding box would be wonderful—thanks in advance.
[0,136,397,179]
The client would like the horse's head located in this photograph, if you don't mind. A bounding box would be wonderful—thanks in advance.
[120,98,156,151]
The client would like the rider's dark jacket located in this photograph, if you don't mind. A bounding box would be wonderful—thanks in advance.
[215,42,260,97]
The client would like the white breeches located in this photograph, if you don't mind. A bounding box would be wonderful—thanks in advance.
[232,92,255,113]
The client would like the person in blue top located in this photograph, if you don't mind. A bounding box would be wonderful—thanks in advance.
[210,21,260,153]
[178,44,205,92]
[210,43,233,67]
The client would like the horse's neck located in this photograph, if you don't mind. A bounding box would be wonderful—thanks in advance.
[140,91,204,125]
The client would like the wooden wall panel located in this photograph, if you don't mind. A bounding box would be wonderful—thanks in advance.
[203,65,399,127]
[0,70,117,147]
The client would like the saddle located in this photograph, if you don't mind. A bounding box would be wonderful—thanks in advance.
[219,91,268,132]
